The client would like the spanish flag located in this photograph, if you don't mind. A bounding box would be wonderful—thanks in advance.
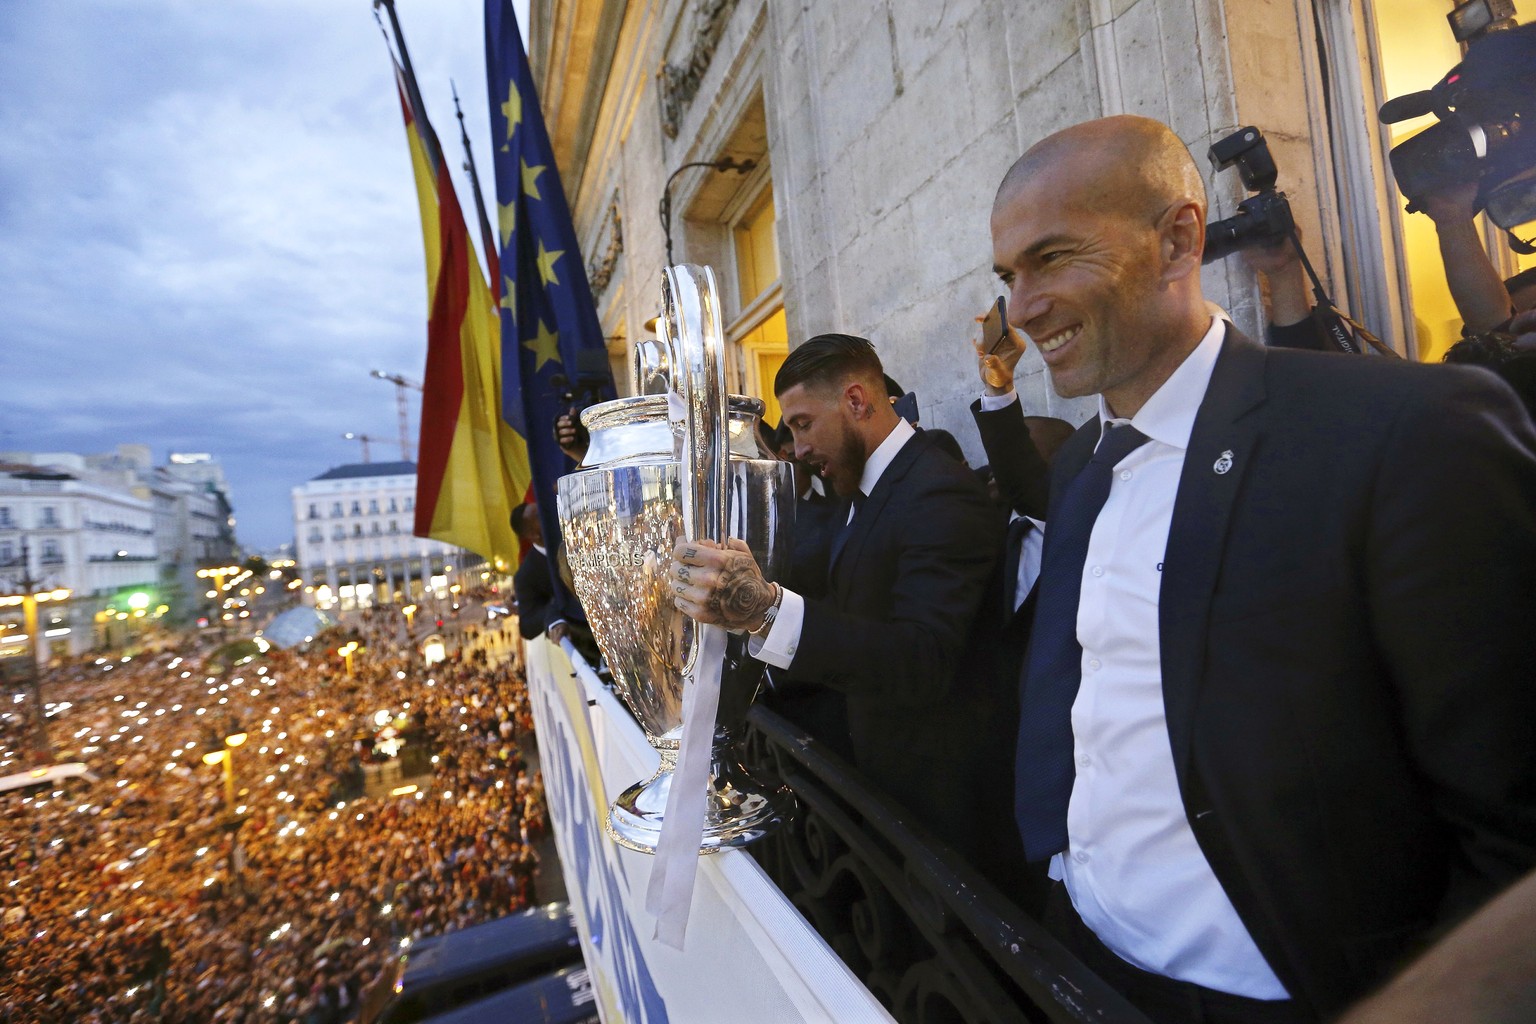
[384,17,528,568]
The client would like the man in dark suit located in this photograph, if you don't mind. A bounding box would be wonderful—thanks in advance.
[991,115,1536,1023]
[667,333,1006,857]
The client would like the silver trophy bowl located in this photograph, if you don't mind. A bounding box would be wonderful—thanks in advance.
[555,264,795,854]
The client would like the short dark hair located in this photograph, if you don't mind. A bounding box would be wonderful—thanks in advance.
[510,503,536,537]
[774,333,884,397]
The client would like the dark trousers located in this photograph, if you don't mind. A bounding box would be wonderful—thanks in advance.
[1043,883,1317,1024]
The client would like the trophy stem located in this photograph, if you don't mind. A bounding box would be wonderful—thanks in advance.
[606,739,794,855]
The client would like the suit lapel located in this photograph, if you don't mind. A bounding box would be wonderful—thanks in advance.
[828,432,923,585]
[1159,331,1268,782]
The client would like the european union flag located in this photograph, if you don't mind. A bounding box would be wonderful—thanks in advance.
[484,0,617,561]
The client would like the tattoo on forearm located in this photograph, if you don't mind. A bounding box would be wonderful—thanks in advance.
[707,556,771,628]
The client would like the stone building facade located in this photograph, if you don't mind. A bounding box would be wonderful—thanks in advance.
[291,462,467,610]
[529,0,1535,453]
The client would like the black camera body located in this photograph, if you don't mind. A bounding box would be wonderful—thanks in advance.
[1379,17,1536,232]
[549,372,609,453]
[1203,126,1295,264]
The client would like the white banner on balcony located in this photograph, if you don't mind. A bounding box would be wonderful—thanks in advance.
[525,636,894,1024]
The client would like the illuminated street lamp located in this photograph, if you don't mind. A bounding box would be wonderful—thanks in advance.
[201,729,249,888]
[0,539,72,760]
[401,603,418,631]
[339,641,359,677]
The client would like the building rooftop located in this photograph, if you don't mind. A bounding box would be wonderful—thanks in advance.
[310,461,417,482]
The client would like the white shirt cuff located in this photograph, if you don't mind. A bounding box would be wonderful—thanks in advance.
[747,587,804,669]
[979,390,1020,412]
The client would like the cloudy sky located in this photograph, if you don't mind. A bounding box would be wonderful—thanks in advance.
[0,1,528,551]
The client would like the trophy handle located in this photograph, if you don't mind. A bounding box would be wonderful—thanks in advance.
[659,265,729,675]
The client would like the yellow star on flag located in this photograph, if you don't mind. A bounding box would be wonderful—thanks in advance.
[499,277,516,311]
[536,240,564,287]
[497,202,516,248]
[500,80,522,145]
[521,159,546,200]
[524,319,561,371]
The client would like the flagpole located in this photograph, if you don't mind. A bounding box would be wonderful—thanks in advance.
[373,0,444,171]
[453,79,501,296]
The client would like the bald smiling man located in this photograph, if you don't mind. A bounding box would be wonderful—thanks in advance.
[992,116,1536,1023]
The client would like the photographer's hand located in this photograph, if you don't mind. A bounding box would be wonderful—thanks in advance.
[1243,230,1310,327]
[1418,180,1513,334]
[555,412,589,463]
[974,311,1026,397]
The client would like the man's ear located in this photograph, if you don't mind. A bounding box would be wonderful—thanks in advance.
[1160,200,1206,282]
[844,380,872,420]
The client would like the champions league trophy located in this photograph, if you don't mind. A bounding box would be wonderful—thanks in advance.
[555,264,795,854]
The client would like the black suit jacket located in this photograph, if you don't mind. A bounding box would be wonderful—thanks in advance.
[1040,328,1536,1014]
[787,429,1006,851]
[513,546,569,641]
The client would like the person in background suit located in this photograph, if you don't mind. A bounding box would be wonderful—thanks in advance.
[667,333,1006,858]
[991,115,1536,1023]
[510,503,584,650]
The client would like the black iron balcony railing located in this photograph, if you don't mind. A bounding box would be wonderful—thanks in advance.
[742,706,1152,1024]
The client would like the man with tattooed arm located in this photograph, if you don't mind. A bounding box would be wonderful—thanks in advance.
[668,333,1006,853]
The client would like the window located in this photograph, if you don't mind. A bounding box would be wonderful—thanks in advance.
[350,501,362,516]
[0,507,11,528]
[368,499,379,514]
[388,520,400,534]
[332,526,346,541]
[308,503,319,519]
[0,542,12,563]
[352,524,363,537]
[370,522,381,535]
[307,529,323,544]
[404,497,414,512]
[331,502,343,518]
[40,506,59,527]
[388,498,399,513]
[728,182,787,427]
[41,539,61,562]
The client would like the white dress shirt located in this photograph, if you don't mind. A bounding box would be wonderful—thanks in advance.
[1052,319,1288,998]
[751,417,916,669]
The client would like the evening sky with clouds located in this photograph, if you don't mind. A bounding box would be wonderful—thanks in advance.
[0,1,529,551]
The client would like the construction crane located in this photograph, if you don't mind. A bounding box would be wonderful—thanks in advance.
[341,432,385,464]
[369,370,424,463]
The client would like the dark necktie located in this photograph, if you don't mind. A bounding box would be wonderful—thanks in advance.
[1015,421,1151,861]
[827,490,865,574]
[1002,516,1033,618]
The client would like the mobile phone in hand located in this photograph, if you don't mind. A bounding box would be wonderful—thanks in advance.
[982,296,1011,356]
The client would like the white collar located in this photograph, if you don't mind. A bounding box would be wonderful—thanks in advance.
[1097,317,1225,451]
[532,543,547,556]
[856,416,916,498]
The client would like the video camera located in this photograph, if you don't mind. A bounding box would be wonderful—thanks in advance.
[549,348,613,454]
[1378,5,1536,243]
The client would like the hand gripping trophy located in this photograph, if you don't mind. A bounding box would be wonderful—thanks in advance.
[555,264,795,854]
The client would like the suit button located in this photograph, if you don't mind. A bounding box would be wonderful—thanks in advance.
[1077,754,1091,767]
[1120,470,1132,481]
[1091,566,1104,577]
[1087,658,1101,671]
[1073,850,1089,863]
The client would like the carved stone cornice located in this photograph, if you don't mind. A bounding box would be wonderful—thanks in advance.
[586,190,624,301]
[658,0,741,140]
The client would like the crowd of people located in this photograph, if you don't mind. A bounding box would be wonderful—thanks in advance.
[0,605,548,1024]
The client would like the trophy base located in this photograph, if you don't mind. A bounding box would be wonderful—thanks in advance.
[606,753,793,855]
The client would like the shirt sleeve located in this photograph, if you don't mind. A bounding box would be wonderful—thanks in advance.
[747,587,805,670]
[979,390,1021,412]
